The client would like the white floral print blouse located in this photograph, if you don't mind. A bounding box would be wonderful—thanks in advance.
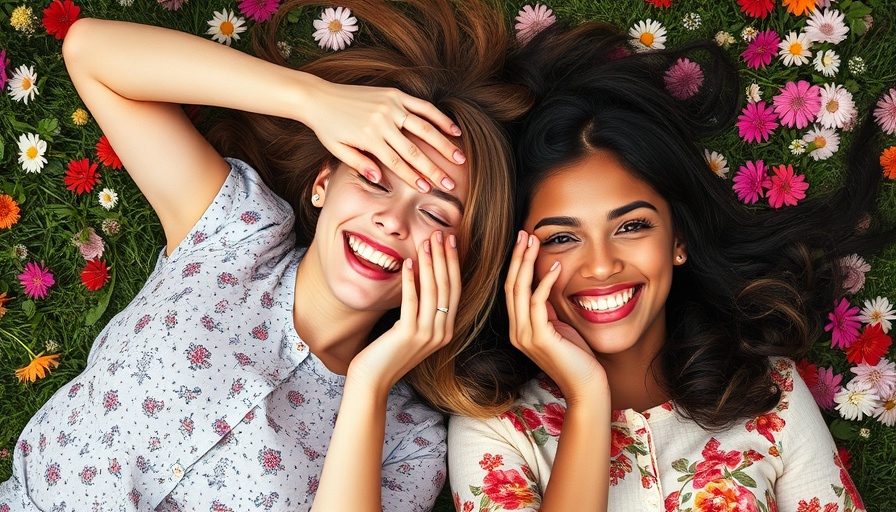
[0,159,447,511]
[448,358,863,512]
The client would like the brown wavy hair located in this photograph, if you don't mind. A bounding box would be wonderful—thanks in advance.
[207,0,532,416]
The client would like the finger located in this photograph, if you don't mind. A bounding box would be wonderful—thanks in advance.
[327,145,383,184]
[529,261,561,336]
[444,234,461,340]
[504,231,528,339]
[399,113,466,190]
[415,238,437,339]
[398,258,418,326]
[511,235,540,346]
[367,139,432,193]
[400,93,463,138]
[429,231,450,343]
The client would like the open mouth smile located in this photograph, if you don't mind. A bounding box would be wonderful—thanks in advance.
[569,285,643,323]
[345,233,402,273]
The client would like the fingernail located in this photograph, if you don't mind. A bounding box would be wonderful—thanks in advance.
[527,235,534,248]
[364,169,380,183]
[441,176,456,190]
[435,231,443,244]
[423,240,431,253]
[416,178,431,193]
[450,124,462,136]
[550,261,560,272]
[405,258,413,269]
[449,234,457,248]
[452,149,466,164]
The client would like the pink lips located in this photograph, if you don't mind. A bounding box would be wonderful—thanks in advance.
[343,231,402,281]
[569,284,642,323]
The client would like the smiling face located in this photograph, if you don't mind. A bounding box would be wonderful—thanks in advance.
[526,149,685,362]
[310,133,469,312]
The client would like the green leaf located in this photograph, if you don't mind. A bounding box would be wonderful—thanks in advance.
[7,116,36,133]
[38,118,60,138]
[21,300,35,318]
[829,418,859,440]
[681,492,692,504]
[84,282,114,326]
[43,159,64,176]
[732,470,757,488]
[671,458,690,473]
[532,426,549,446]
[469,485,482,497]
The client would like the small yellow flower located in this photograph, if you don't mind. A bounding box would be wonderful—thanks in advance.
[71,108,90,126]
[10,5,35,33]
[14,352,61,383]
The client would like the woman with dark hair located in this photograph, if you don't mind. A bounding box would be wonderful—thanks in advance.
[449,22,885,511]
[0,0,529,509]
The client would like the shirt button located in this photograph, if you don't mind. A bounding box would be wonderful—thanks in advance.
[172,463,184,480]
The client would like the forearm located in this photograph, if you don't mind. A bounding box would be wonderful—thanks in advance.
[63,18,319,122]
[311,378,387,511]
[540,394,611,511]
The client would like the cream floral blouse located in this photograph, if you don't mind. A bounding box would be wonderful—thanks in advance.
[448,358,863,512]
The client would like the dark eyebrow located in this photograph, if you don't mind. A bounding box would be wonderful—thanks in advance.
[430,188,465,216]
[533,216,580,230]
[608,200,657,220]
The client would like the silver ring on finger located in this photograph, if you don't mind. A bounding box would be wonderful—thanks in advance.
[436,307,449,314]
[398,113,409,130]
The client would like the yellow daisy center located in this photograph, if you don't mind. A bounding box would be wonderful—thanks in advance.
[640,32,654,46]
[328,19,343,33]
[826,100,840,113]
[789,42,803,55]
[26,146,38,159]
[22,77,32,91]
[871,311,882,322]
[220,21,234,36]
[814,136,827,148]
[823,55,834,66]
[886,399,895,411]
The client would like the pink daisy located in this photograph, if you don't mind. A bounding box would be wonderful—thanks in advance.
[0,50,9,91]
[736,101,778,143]
[811,366,843,409]
[773,80,822,129]
[838,254,871,295]
[663,58,704,100]
[18,261,55,299]
[873,88,896,135]
[156,0,187,10]
[732,160,771,204]
[764,164,808,208]
[515,4,556,43]
[72,227,105,261]
[237,0,279,22]
[825,297,863,348]
[741,30,780,69]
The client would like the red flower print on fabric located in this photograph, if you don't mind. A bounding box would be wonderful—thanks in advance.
[481,468,538,510]
[745,412,786,443]
[479,453,503,471]
[693,479,759,512]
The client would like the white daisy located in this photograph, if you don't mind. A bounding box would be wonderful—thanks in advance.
[813,49,841,77]
[7,64,39,104]
[852,358,896,398]
[714,31,735,49]
[741,26,757,42]
[17,133,47,173]
[834,379,880,421]
[817,83,856,129]
[682,13,700,31]
[805,9,849,44]
[98,188,119,210]
[873,389,896,427]
[313,6,359,52]
[778,32,812,67]
[745,83,761,103]
[703,149,729,178]
[206,9,247,46]
[119,0,134,6]
[789,139,808,155]
[802,125,840,161]
[860,296,896,333]
[628,19,666,53]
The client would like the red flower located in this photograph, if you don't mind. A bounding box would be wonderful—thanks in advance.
[610,427,636,458]
[481,469,537,509]
[644,0,671,7]
[541,402,566,436]
[745,412,786,443]
[479,453,503,471]
[522,408,542,430]
[845,323,892,365]
[836,447,852,471]
[834,452,864,509]
[665,491,681,512]
[500,409,528,433]
[795,358,819,388]
[81,259,110,291]
[694,479,759,512]
[737,0,775,18]
[42,0,80,39]
[64,159,100,194]
[693,438,742,488]
[96,135,122,169]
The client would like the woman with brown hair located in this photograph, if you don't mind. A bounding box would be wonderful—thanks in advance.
[0,0,528,510]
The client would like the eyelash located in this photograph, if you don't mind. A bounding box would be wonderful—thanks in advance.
[618,218,655,233]
[420,209,450,227]
[543,233,577,246]
[358,172,389,192]
[358,173,451,227]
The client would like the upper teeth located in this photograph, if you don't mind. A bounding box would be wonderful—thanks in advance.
[574,287,636,312]
[347,235,400,272]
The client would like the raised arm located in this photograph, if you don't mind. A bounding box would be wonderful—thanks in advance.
[62,18,465,252]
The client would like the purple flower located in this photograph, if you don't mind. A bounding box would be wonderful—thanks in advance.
[663,58,704,100]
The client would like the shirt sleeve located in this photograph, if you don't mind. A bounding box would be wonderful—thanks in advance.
[448,414,543,512]
[774,360,866,511]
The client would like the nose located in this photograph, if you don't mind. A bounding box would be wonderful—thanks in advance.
[372,203,411,239]
[579,240,622,281]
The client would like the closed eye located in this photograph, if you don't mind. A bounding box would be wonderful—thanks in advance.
[358,172,389,192]
[420,208,450,227]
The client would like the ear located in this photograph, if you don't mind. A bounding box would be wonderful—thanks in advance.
[673,238,687,265]
[312,161,333,206]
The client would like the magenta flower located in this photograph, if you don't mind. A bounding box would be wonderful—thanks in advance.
[515,4,556,43]
[741,30,780,69]
[18,262,55,299]
[736,100,778,143]
[764,164,808,208]
[156,0,187,10]
[825,297,862,349]
[0,50,9,91]
[663,58,704,100]
[773,81,821,129]
[810,366,843,409]
[873,88,896,135]
[732,160,771,204]
[238,0,279,22]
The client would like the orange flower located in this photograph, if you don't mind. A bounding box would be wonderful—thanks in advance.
[15,352,60,383]
[881,146,896,179]
[0,292,12,320]
[782,0,815,15]
[0,194,21,229]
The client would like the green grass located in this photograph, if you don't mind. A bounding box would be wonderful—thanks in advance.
[2,0,896,510]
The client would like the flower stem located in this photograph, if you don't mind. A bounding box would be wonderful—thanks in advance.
[0,327,37,358]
